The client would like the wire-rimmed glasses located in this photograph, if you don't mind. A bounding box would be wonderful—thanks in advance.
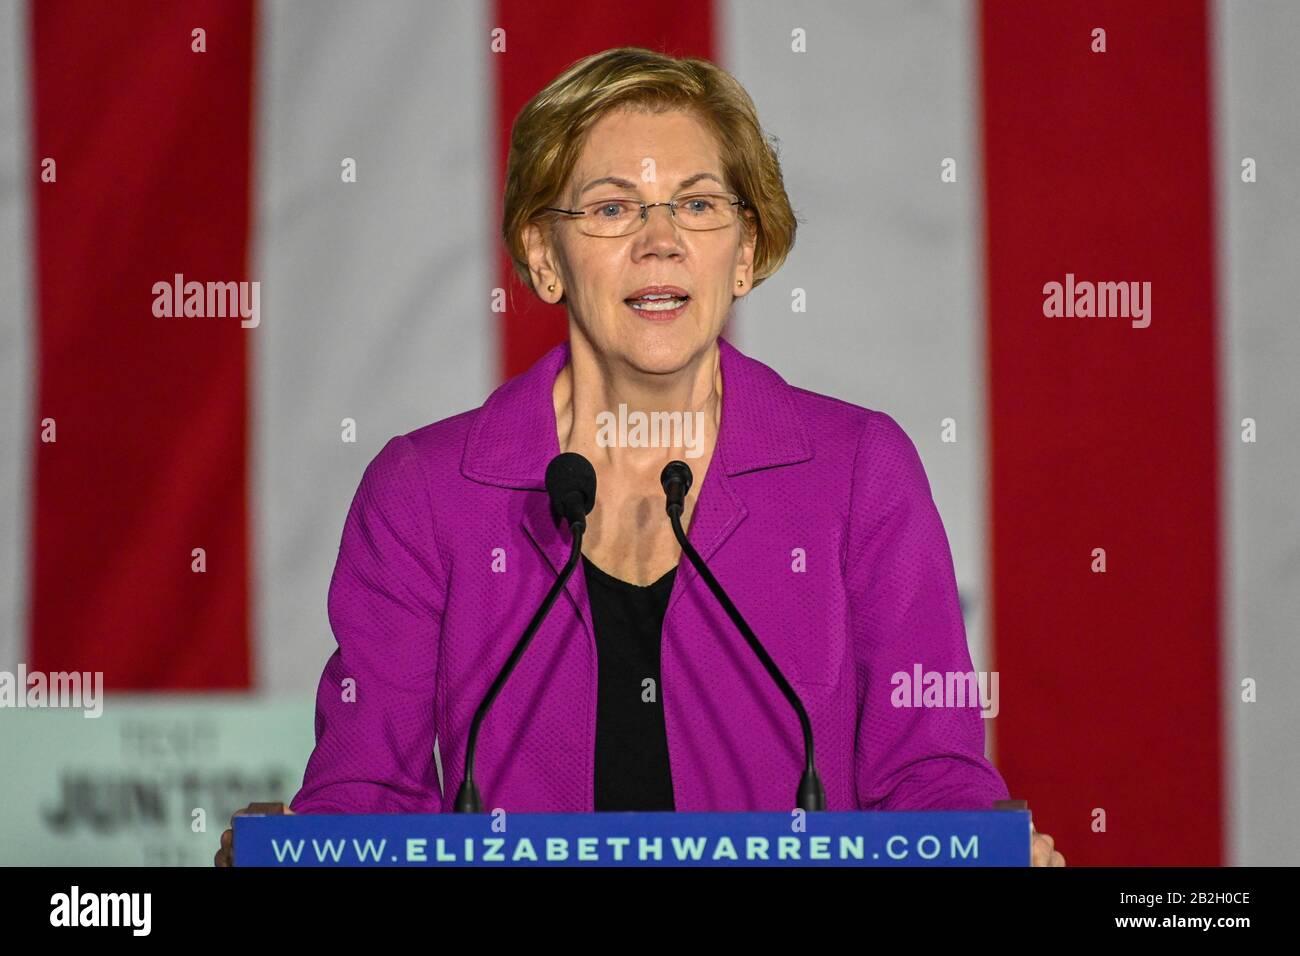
[544,191,747,237]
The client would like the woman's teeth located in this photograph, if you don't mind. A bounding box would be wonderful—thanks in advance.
[628,297,687,311]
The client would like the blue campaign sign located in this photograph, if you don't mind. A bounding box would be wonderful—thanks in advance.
[235,810,1031,867]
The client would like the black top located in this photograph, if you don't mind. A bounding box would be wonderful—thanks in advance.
[582,554,677,812]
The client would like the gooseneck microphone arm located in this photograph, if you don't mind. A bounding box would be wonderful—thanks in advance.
[661,460,826,812]
[454,453,596,813]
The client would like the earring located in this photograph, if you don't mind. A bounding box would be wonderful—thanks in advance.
[737,279,744,287]
[548,284,555,292]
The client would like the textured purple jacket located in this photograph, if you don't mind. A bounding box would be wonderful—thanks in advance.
[290,336,1009,814]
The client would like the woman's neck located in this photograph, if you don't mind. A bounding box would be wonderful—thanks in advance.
[554,331,723,472]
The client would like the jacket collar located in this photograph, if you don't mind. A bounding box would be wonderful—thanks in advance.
[460,334,812,489]
[462,335,812,628]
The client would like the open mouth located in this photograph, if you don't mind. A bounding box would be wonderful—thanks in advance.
[625,293,690,313]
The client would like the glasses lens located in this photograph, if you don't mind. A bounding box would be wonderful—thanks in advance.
[578,198,642,236]
[673,193,736,231]
[576,193,738,236]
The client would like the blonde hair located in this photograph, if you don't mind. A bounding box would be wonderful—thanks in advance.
[502,46,798,299]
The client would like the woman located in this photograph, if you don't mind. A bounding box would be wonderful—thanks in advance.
[217,46,1063,866]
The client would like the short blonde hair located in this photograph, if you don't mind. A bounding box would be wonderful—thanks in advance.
[502,46,798,299]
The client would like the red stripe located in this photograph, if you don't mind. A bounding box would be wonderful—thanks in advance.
[29,1,255,688]
[492,1,716,380]
[980,1,1223,864]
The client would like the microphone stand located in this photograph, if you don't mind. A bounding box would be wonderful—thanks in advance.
[663,465,826,811]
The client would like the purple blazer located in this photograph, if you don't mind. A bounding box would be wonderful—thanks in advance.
[290,336,1009,814]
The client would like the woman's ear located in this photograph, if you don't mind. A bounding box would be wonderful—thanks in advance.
[523,221,563,304]
[734,211,758,295]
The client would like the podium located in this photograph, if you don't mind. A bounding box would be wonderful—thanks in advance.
[234,807,1031,867]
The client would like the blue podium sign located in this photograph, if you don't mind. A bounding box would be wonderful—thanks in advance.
[235,810,1031,867]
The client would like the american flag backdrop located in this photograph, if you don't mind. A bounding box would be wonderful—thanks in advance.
[0,0,1297,867]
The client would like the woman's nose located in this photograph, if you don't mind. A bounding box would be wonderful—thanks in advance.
[637,203,684,245]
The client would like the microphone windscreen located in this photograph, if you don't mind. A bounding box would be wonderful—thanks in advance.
[660,460,693,497]
[545,452,597,518]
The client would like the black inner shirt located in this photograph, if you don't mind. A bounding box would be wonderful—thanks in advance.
[582,553,677,812]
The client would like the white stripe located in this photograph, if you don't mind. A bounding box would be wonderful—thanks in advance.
[1214,0,1300,867]
[0,0,32,672]
[252,0,494,692]
[720,1,993,739]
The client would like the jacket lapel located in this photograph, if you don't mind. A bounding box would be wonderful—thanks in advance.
[519,487,593,633]
[663,459,747,617]
[663,337,812,614]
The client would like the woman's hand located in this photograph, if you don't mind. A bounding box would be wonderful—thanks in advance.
[214,802,294,867]
[1030,821,1066,866]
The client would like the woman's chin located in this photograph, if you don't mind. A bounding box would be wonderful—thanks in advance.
[621,331,711,376]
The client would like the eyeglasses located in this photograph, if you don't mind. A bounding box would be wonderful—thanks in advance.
[543,191,747,238]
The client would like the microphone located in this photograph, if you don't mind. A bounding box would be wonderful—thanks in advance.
[454,452,596,812]
[660,460,826,811]
[545,451,597,533]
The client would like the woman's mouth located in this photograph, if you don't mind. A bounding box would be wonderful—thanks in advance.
[625,293,690,320]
